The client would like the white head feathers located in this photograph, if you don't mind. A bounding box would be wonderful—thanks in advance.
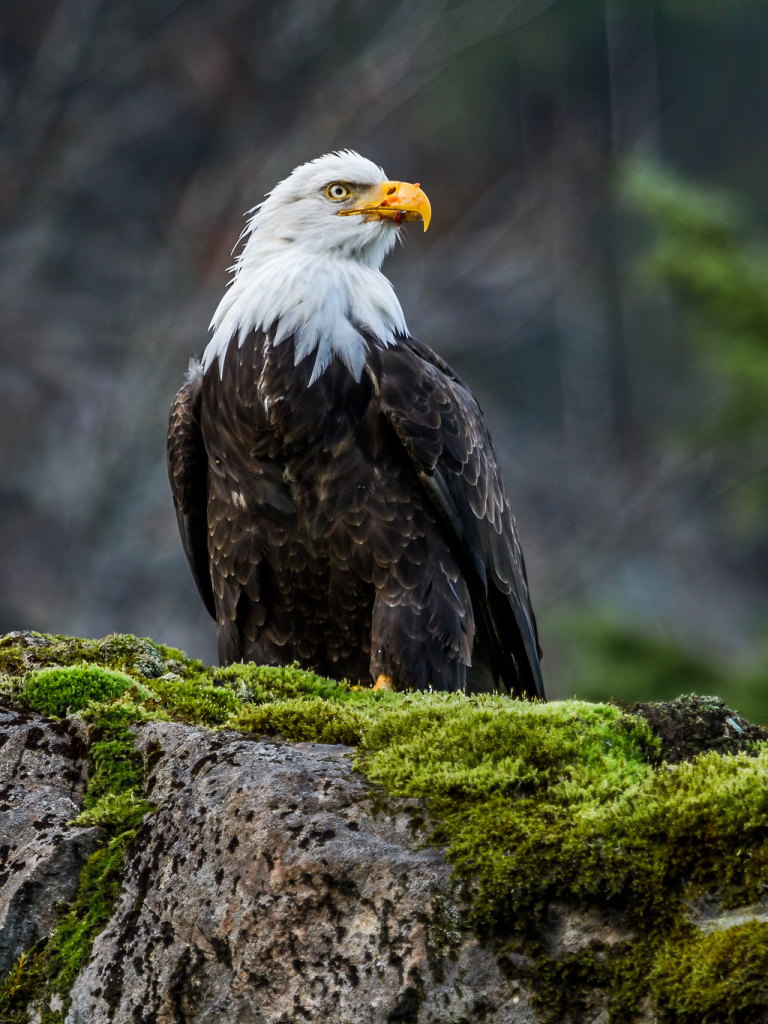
[203,151,410,384]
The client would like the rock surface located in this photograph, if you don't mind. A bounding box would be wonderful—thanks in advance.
[0,705,100,977]
[64,721,534,1024]
[3,688,767,1023]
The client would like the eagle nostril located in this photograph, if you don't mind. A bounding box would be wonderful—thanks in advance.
[387,186,397,196]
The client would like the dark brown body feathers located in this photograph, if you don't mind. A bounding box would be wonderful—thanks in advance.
[168,331,544,698]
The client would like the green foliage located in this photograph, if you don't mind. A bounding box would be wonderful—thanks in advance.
[561,614,768,725]
[564,615,722,702]
[624,162,768,360]
[651,921,768,1023]
[22,667,133,718]
[616,164,768,732]
[624,162,768,512]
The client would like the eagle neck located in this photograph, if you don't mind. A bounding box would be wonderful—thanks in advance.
[203,244,408,385]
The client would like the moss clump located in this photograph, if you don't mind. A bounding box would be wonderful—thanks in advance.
[230,695,367,745]
[145,675,241,725]
[215,661,401,707]
[651,921,768,1023]
[96,635,164,678]
[593,750,768,915]
[80,701,154,816]
[358,695,657,934]
[22,666,134,718]
[70,790,151,829]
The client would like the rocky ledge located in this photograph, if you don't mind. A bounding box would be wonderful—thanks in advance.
[5,713,530,1023]
[69,723,527,1024]
[2,631,768,1024]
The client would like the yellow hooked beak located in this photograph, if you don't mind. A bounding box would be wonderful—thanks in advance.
[339,180,431,232]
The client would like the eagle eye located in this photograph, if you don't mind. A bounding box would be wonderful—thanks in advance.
[326,182,352,201]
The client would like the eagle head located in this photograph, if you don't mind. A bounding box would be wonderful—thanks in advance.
[206,151,430,382]
[248,150,430,267]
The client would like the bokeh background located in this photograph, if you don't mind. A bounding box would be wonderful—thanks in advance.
[3,0,768,720]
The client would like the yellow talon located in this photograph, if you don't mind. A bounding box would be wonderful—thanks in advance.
[373,674,394,692]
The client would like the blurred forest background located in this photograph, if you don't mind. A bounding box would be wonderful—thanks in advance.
[3,0,768,719]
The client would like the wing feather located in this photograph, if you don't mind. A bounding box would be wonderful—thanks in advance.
[167,362,216,620]
[379,337,544,699]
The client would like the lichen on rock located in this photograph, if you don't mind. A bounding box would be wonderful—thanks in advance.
[1,630,768,1022]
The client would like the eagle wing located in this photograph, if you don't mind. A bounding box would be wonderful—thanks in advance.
[167,363,216,620]
[377,337,544,699]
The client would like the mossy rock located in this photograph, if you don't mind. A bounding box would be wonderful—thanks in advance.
[629,693,768,763]
[650,920,768,1023]
[0,631,170,681]
[3,630,768,1023]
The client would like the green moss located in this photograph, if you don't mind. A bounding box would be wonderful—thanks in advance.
[0,631,206,685]
[0,647,25,676]
[0,632,106,676]
[593,750,768,913]
[0,671,21,701]
[0,663,154,1022]
[358,695,658,933]
[229,695,367,745]
[143,675,240,725]
[0,830,139,1024]
[357,694,768,1018]
[651,922,768,1023]
[214,661,401,706]
[22,667,134,719]
[154,643,208,677]
[70,791,152,829]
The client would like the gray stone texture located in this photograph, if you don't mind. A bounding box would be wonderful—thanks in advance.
[65,721,535,1024]
[9,707,729,1022]
[0,705,100,976]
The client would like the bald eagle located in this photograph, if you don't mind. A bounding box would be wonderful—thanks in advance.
[168,151,544,698]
